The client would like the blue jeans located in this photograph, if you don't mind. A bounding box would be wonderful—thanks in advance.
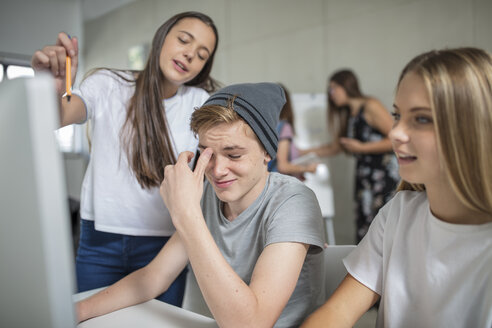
[76,219,187,306]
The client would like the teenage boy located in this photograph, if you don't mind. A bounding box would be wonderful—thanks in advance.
[77,83,325,328]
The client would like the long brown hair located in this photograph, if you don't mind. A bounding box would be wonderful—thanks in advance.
[396,48,492,215]
[327,69,365,139]
[119,11,219,189]
[278,83,295,134]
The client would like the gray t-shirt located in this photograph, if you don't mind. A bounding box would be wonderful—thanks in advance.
[201,172,325,328]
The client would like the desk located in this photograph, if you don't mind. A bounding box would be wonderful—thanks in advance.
[73,289,218,328]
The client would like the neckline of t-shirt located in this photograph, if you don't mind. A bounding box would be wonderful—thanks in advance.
[163,85,185,106]
[218,174,271,226]
[427,205,492,233]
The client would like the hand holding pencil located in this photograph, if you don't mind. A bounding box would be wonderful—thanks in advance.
[66,55,72,102]
[31,32,78,98]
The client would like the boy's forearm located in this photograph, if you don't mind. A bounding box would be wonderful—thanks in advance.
[175,212,269,327]
[76,267,163,323]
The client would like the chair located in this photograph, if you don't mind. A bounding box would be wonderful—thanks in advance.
[182,267,213,318]
[323,245,356,299]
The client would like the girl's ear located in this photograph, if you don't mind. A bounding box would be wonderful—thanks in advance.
[264,151,272,164]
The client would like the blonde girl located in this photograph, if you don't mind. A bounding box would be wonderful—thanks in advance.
[302,47,492,327]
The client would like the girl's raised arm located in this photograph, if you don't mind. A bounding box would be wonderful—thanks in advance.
[32,32,86,127]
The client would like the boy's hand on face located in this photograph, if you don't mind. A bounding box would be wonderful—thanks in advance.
[160,148,213,224]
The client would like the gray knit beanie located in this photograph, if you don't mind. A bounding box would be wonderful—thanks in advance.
[202,82,286,159]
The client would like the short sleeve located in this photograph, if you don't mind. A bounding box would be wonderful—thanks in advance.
[343,204,388,295]
[72,70,129,122]
[279,121,294,141]
[265,183,325,253]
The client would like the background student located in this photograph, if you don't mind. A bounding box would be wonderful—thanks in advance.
[31,11,219,306]
[305,69,399,242]
[76,83,325,328]
[302,47,492,328]
[268,83,318,180]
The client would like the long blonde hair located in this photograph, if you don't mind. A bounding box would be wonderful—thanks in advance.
[396,48,492,215]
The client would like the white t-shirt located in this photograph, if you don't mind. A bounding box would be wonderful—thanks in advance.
[73,70,209,236]
[344,191,492,328]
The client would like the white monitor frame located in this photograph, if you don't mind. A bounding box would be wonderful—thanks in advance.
[0,74,76,327]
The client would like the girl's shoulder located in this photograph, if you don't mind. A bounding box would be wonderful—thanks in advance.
[163,86,210,114]
[381,190,429,220]
[83,69,135,88]
[180,85,210,98]
[361,97,392,129]
[385,190,427,211]
[363,97,387,115]
[176,85,210,107]
[77,69,135,104]
[278,120,293,137]
[364,191,429,243]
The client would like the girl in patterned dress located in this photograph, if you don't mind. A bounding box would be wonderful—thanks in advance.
[306,70,399,242]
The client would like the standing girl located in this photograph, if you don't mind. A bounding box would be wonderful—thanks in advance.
[307,70,399,242]
[302,47,492,328]
[31,11,219,306]
[268,84,318,179]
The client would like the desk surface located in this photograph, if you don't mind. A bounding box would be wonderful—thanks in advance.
[74,289,218,328]
[303,165,335,218]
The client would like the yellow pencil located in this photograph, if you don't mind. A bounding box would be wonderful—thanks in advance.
[66,55,71,102]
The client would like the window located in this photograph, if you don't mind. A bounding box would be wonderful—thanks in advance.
[6,65,34,79]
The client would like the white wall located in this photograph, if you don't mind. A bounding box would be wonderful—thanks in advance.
[3,0,491,243]
[0,0,84,71]
[1,0,86,200]
[80,0,492,244]
[82,0,492,107]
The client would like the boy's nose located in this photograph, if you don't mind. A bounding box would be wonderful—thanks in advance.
[212,156,228,177]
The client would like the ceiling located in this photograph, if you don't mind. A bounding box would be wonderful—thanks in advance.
[81,0,136,21]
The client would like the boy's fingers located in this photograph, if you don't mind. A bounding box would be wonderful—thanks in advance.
[194,148,212,178]
[176,151,195,165]
[163,164,172,176]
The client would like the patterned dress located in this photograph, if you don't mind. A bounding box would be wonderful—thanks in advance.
[346,105,399,242]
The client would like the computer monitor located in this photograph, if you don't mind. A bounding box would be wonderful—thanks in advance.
[0,74,77,327]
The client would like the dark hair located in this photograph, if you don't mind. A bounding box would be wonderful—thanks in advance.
[119,11,219,188]
[278,83,295,134]
[327,69,365,139]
